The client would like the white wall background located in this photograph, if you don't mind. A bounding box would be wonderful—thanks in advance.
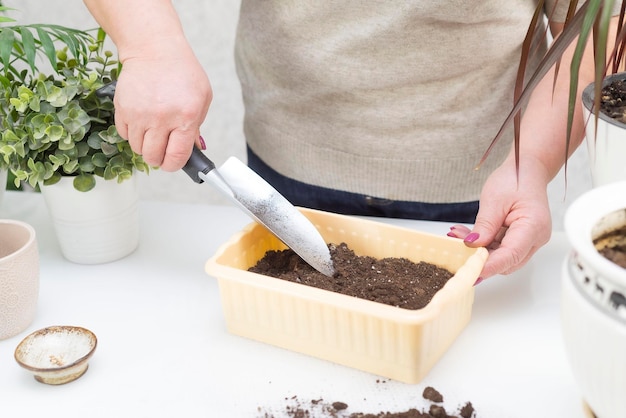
[3,0,593,230]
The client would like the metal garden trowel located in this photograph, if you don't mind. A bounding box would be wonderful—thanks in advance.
[96,82,334,277]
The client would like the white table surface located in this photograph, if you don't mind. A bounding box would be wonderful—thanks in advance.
[0,190,584,418]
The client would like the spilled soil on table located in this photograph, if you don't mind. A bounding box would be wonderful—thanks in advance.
[257,385,476,418]
[249,242,454,309]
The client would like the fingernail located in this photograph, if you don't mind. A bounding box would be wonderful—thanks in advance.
[474,277,484,286]
[449,226,457,230]
[464,232,480,243]
[447,232,457,238]
[199,135,207,150]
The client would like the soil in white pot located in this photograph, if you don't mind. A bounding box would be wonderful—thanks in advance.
[599,78,626,123]
[595,226,626,269]
[249,242,454,310]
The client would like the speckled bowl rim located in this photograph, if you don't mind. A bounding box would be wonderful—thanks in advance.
[14,325,97,372]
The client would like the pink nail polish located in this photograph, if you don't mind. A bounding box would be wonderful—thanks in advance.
[199,135,207,150]
[447,232,457,238]
[464,232,480,243]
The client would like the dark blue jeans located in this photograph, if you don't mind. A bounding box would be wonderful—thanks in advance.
[247,147,479,223]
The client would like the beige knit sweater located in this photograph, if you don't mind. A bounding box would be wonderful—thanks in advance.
[234,1,575,203]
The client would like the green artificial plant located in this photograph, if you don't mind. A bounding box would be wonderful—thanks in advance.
[0,6,149,192]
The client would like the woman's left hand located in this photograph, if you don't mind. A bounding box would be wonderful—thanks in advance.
[447,158,553,282]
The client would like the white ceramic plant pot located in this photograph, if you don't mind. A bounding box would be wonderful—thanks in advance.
[562,180,626,418]
[40,176,140,264]
[582,73,626,187]
[0,169,7,209]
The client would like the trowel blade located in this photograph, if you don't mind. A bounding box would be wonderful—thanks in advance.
[202,157,334,277]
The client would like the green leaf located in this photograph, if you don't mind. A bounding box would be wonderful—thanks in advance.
[0,27,15,74]
[58,101,90,135]
[0,73,10,88]
[18,27,37,73]
[73,173,96,192]
[61,159,78,174]
[75,141,89,157]
[91,152,107,167]
[101,141,117,156]
[48,153,70,166]
[34,27,57,71]
[46,125,65,143]
[42,171,61,186]
[78,156,95,172]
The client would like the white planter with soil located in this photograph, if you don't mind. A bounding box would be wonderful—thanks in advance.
[40,176,140,264]
[582,72,626,187]
[562,180,626,418]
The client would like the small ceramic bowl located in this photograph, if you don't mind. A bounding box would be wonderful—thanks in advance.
[14,326,97,385]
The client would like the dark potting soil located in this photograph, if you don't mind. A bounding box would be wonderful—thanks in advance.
[598,245,626,269]
[594,226,626,269]
[257,385,476,418]
[249,242,454,310]
[600,78,626,123]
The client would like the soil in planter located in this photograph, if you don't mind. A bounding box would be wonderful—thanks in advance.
[594,226,626,269]
[600,79,626,123]
[248,242,454,310]
[257,385,476,418]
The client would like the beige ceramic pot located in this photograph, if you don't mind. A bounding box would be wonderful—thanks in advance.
[206,208,487,384]
[0,219,39,340]
[562,180,626,418]
[40,176,139,264]
[0,169,7,209]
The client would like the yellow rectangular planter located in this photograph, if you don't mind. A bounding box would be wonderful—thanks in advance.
[205,208,487,384]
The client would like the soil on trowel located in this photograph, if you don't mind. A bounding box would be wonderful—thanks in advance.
[257,385,476,417]
[249,242,454,310]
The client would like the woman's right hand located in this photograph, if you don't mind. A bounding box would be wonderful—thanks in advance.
[83,0,213,171]
[111,39,213,171]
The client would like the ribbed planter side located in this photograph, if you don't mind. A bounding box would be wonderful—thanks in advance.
[562,180,626,418]
[40,176,139,264]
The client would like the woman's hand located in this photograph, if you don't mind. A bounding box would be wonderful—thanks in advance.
[447,157,553,282]
[112,40,212,171]
[83,0,213,171]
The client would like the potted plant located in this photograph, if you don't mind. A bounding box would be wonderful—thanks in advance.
[581,73,626,187]
[493,3,626,417]
[0,7,150,264]
[561,180,626,418]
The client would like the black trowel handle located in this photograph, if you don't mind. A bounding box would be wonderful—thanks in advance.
[182,147,216,183]
[95,82,216,184]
